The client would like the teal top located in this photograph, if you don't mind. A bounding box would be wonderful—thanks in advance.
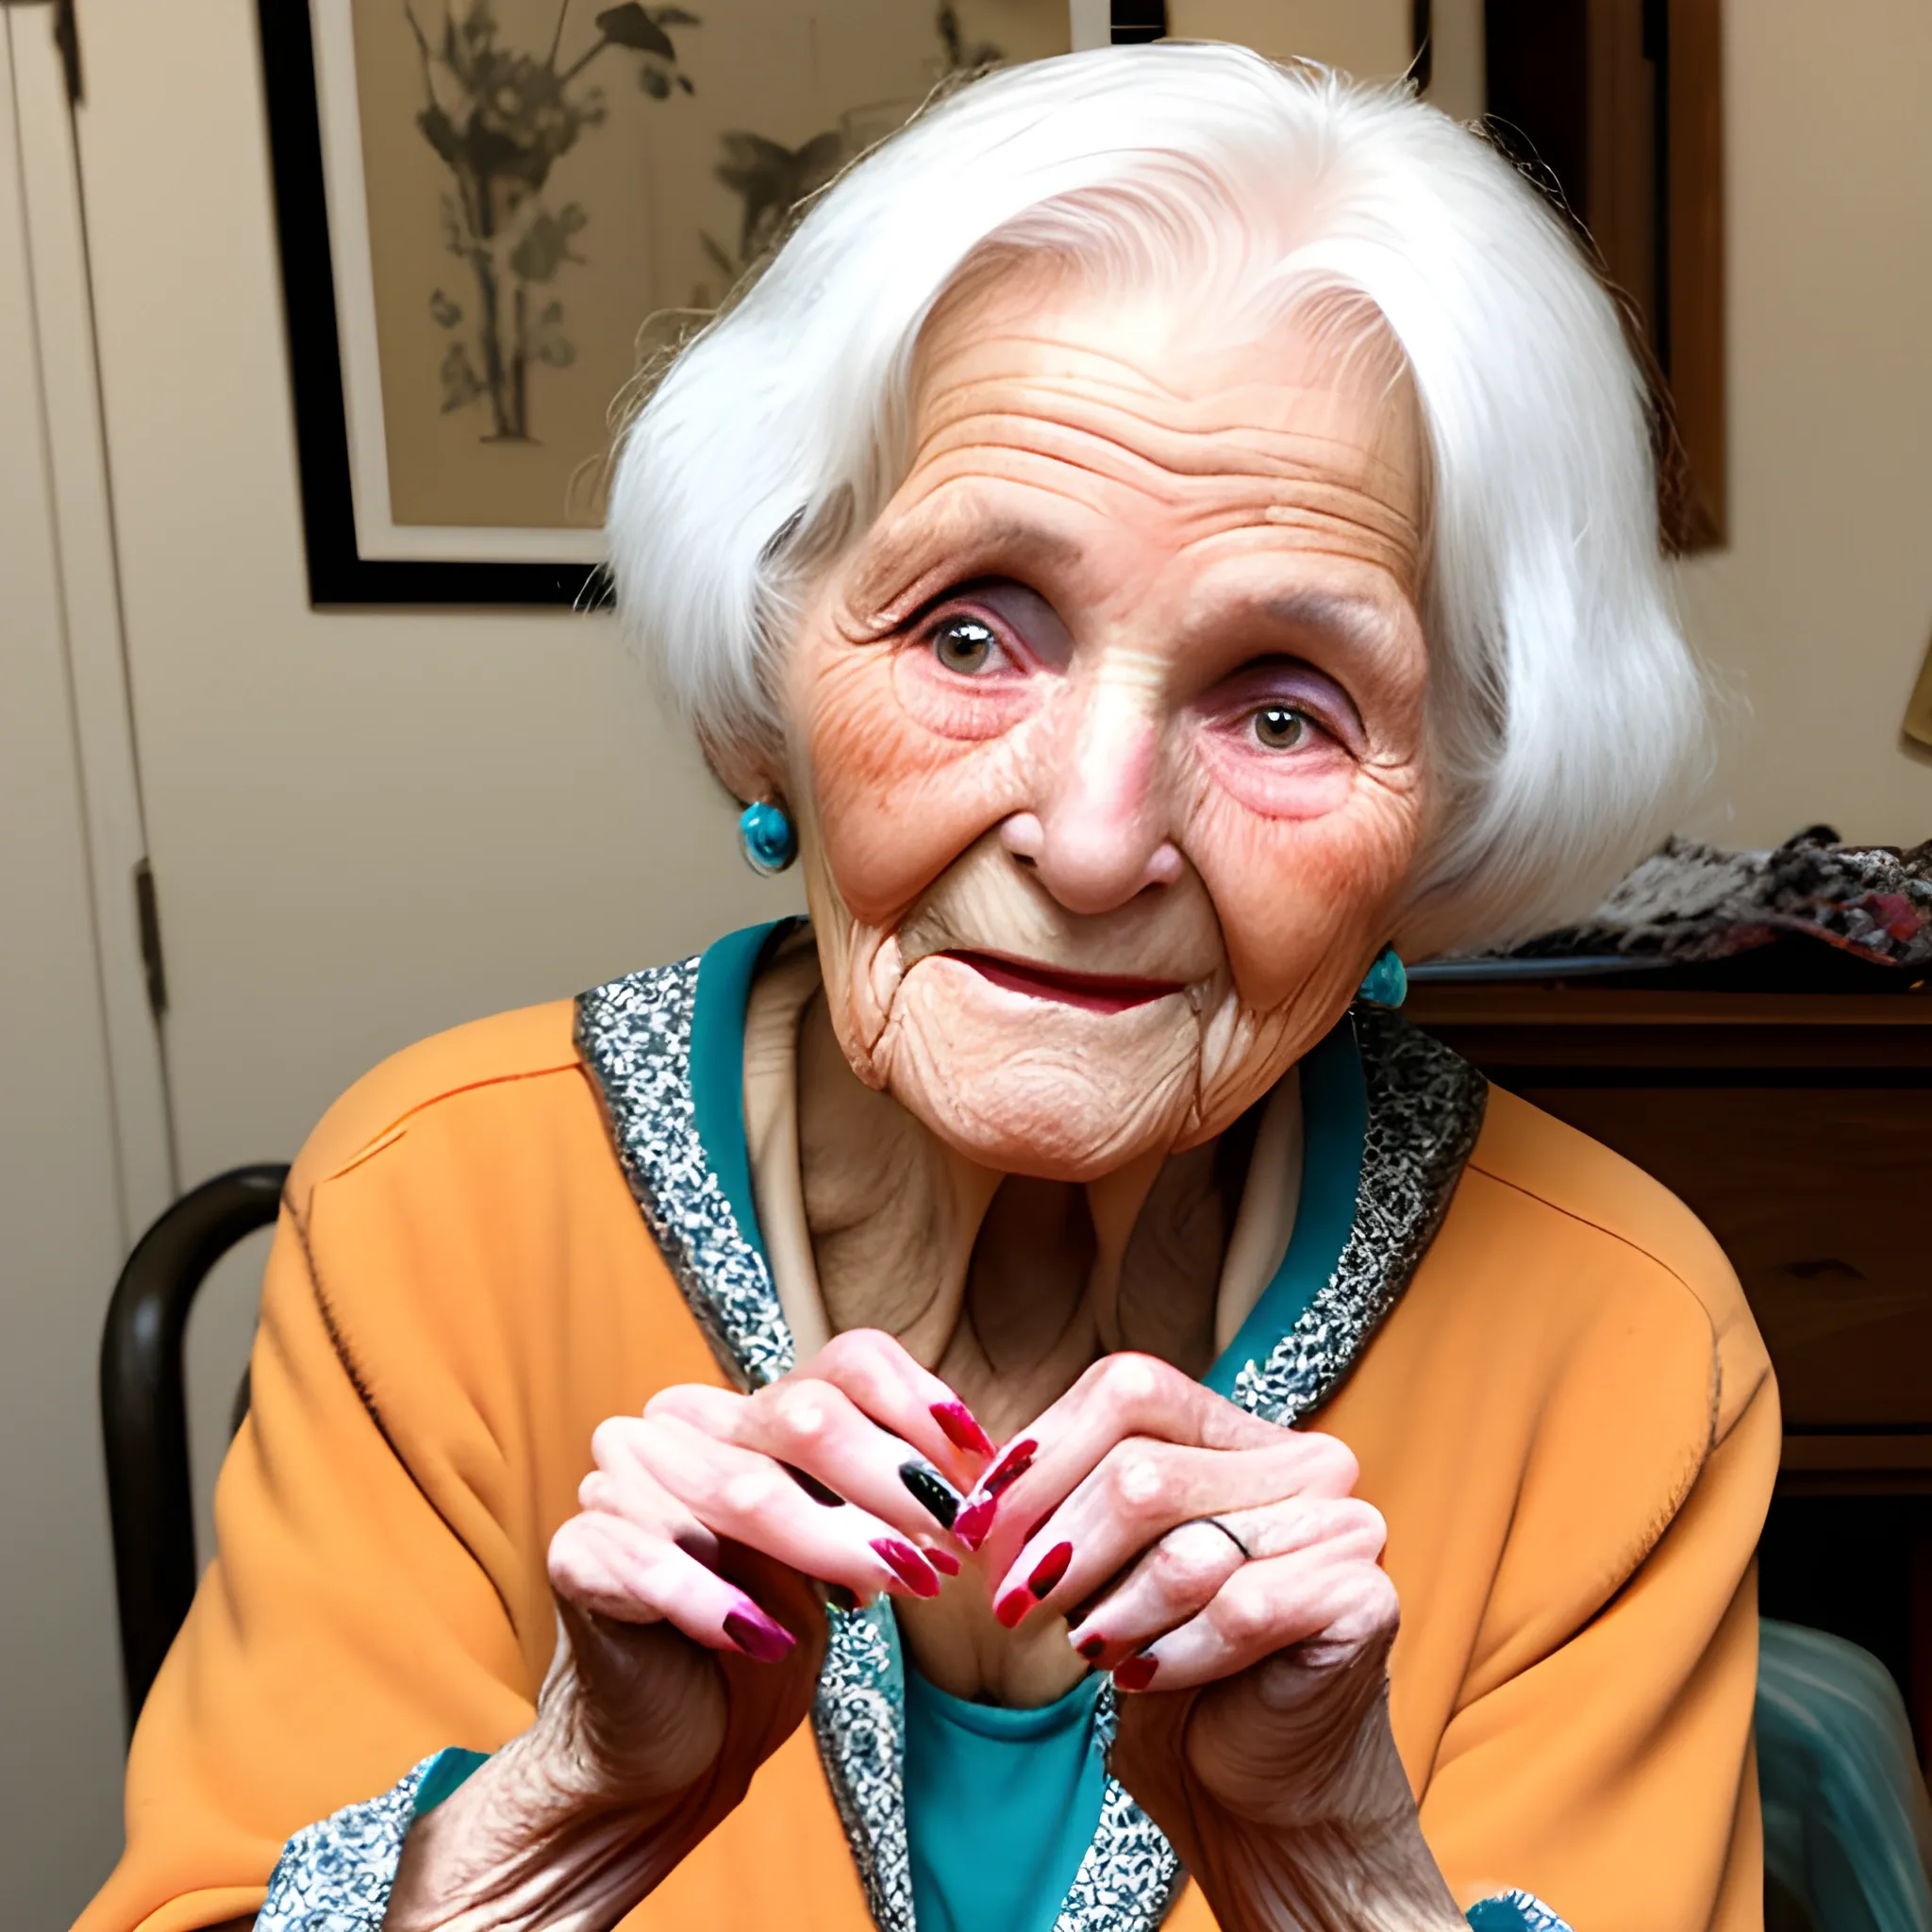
[902,1668,1109,1932]
[410,924,1559,1932]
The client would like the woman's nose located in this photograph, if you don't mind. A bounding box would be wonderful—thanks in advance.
[1000,682,1183,914]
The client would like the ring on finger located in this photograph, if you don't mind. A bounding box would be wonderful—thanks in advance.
[1189,1515,1252,1561]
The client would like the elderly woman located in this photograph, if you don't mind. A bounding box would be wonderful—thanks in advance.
[81,43,1775,1932]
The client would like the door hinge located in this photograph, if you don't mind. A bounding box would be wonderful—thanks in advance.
[133,858,168,1020]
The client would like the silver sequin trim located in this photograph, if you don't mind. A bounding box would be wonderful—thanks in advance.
[255,1753,435,1931]
[576,957,794,1391]
[1229,1007,1487,1426]
[577,963,1489,1932]
[809,1601,915,1932]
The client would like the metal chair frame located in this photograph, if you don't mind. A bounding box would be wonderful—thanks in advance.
[99,1163,289,1730]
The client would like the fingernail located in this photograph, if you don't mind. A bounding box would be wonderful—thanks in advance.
[786,1463,845,1507]
[872,1537,941,1598]
[995,1587,1033,1629]
[724,1604,797,1663]
[1113,1653,1159,1691]
[931,1401,995,1458]
[925,1544,961,1576]
[898,1459,961,1529]
[1075,1634,1107,1661]
[1027,1541,1073,1599]
[982,1440,1037,1499]
[954,1496,998,1550]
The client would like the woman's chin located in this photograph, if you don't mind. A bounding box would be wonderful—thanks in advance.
[874,959,1202,1180]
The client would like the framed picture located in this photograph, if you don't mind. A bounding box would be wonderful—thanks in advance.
[258,1,1074,606]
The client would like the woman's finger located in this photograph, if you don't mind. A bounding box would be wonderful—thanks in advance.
[1062,1499,1388,1665]
[645,1376,971,1551]
[985,1430,1366,1629]
[608,1413,947,1602]
[1105,1544,1400,1694]
[546,1510,798,1662]
[957,1353,1328,1554]
[784,1326,997,1485]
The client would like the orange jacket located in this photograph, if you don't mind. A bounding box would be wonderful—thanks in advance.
[77,996,1775,1932]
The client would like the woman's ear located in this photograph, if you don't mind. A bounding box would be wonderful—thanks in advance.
[699,725,786,813]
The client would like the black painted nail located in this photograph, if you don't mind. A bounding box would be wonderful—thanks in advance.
[786,1463,845,1507]
[899,1459,961,1529]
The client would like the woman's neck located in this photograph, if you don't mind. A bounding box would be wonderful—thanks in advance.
[794,988,1249,1440]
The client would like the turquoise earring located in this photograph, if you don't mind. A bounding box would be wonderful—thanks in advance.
[1357,944,1407,1008]
[738,800,798,875]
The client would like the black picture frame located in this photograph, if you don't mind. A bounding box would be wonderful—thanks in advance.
[256,1,606,608]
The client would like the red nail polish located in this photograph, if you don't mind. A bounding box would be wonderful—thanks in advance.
[954,1496,998,1550]
[724,1605,797,1663]
[925,1544,961,1576]
[931,1401,995,1458]
[983,1440,1037,1499]
[995,1587,1033,1629]
[1023,1508,1056,1545]
[1075,1634,1107,1661]
[1113,1654,1159,1691]
[872,1537,941,1598]
[1027,1541,1073,1599]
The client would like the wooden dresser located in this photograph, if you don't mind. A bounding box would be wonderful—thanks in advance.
[1408,983,1932,1751]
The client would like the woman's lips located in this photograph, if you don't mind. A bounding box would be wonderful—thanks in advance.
[946,950,1185,1016]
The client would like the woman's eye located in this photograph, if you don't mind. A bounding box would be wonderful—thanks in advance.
[931,617,1000,675]
[1251,704,1308,750]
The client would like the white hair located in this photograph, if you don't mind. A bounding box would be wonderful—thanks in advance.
[607,42,1707,957]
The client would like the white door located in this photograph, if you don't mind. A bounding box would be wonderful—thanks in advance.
[0,8,175,1924]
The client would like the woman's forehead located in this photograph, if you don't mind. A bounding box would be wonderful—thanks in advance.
[901,271,1424,542]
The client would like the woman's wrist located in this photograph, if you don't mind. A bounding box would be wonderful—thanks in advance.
[1201,1810,1468,1932]
[1149,1670,1465,1932]
[383,1647,705,1932]
[383,1718,690,1932]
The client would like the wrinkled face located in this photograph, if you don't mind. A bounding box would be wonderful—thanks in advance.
[774,266,1431,1181]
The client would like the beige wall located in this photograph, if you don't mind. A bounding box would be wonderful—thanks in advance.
[78,8,797,1196]
[1674,0,1932,849]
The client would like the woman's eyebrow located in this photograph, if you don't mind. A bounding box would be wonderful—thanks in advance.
[848,515,1086,622]
[1257,591,1392,649]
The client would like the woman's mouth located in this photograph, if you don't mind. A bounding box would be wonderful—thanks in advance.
[945,950,1186,1015]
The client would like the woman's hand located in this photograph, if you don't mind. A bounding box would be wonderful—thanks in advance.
[965,1354,1464,1932]
[386,1331,992,1932]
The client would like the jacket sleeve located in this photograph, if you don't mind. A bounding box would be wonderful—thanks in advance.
[74,1024,726,1932]
[1417,1293,1781,1930]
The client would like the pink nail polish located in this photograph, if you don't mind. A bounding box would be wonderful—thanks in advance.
[1027,1541,1073,1599]
[872,1537,941,1598]
[723,1604,797,1663]
[925,1544,961,1577]
[982,1440,1037,1499]
[931,1401,995,1458]
[995,1587,1033,1629]
[1113,1654,1159,1691]
[954,1496,998,1550]
[1075,1634,1107,1661]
